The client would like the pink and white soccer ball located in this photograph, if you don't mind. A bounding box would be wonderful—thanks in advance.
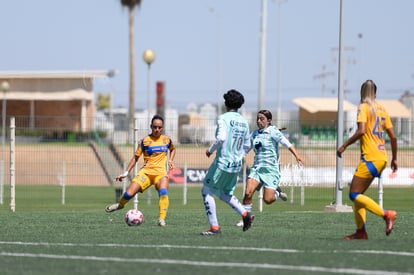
[125,209,144,226]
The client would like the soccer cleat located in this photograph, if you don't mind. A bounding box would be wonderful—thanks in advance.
[105,203,120,213]
[279,191,288,201]
[277,187,288,201]
[384,210,397,236]
[242,212,254,232]
[200,228,221,236]
[344,229,368,240]
[235,220,243,227]
[158,219,166,227]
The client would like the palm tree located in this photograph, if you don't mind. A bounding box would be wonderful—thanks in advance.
[120,0,142,143]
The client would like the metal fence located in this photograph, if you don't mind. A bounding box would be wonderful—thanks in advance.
[1,115,413,210]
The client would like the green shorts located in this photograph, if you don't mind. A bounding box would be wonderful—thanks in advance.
[248,166,280,191]
[203,162,239,197]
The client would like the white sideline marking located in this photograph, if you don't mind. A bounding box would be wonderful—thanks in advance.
[0,252,412,275]
[1,241,414,257]
[1,242,413,274]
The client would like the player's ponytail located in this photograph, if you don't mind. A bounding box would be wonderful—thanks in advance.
[360,80,377,119]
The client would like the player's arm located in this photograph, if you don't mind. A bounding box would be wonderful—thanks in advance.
[168,145,176,170]
[206,119,226,157]
[386,127,398,173]
[288,146,303,165]
[337,122,365,158]
[277,132,303,164]
[115,153,139,181]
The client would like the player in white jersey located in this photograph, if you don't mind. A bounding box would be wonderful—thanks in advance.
[201,89,253,235]
[242,110,303,216]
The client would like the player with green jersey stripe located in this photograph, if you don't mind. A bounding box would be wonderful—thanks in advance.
[200,89,253,235]
[242,110,303,218]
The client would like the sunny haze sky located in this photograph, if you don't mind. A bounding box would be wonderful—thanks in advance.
[1,0,414,113]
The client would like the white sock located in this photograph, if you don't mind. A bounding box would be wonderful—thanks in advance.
[243,204,252,213]
[275,190,280,200]
[202,186,219,227]
[219,193,246,215]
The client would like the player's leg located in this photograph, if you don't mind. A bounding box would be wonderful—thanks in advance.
[260,168,281,204]
[105,173,145,212]
[200,164,221,235]
[263,187,278,204]
[235,177,259,227]
[201,185,221,235]
[345,160,384,240]
[218,172,254,232]
[155,175,169,226]
[243,177,260,210]
[351,160,397,236]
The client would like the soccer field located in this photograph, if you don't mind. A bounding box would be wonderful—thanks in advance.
[0,186,413,274]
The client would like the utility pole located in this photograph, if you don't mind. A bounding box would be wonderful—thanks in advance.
[313,64,335,96]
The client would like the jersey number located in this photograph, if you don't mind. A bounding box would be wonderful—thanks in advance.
[372,116,385,139]
[232,136,243,151]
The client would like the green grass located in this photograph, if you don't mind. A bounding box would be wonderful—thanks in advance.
[0,185,413,274]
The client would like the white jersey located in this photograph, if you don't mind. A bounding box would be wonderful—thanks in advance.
[208,111,250,173]
[251,125,292,169]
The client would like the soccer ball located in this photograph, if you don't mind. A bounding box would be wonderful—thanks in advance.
[125,209,144,226]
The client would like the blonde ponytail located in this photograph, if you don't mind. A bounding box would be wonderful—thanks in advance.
[360,80,377,119]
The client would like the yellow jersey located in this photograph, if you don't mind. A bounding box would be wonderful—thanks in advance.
[357,102,393,162]
[135,134,175,175]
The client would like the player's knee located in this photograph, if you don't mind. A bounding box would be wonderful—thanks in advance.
[201,186,212,197]
[123,191,133,200]
[263,196,276,204]
[244,189,254,199]
[158,188,168,197]
[349,192,359,201]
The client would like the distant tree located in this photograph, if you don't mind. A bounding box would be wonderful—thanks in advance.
[97,93,111,110]
[120,0,142,143]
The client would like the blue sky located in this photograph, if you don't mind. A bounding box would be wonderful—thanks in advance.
[1,0,414,113]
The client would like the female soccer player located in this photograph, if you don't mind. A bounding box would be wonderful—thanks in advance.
[241,110,303,216]
[337,79,398,240]
[105,114,176,227]
[200,89,252,235]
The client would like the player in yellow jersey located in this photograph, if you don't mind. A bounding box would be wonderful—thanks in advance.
[105,115,176,227]
[337,80,398,240]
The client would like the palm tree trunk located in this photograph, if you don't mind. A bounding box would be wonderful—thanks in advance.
[128,6,135,144]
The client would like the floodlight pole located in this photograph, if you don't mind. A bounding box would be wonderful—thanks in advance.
[258,0,267,110]
[143,49,155,206]
[257,0,268,213]
[133,118,139,210]
[143,49,156,125]
[325,0,352,212]
[335,0,345,208]
[276,0,287,127]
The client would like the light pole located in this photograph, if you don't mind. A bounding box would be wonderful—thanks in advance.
[258,0,268,110]
[1,80,9,205]
[276,0,287,127]
[142,49,155,205]
[208,7,222,118]
[143,49,156,125]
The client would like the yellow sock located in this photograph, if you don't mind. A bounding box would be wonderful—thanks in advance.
[159,195,169,220]
[118,196,128,209]
[353,202,366,229]
[354,194,384,217]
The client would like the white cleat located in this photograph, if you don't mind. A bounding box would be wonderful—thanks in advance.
[279,191,288,201]
[105,203,119,213]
